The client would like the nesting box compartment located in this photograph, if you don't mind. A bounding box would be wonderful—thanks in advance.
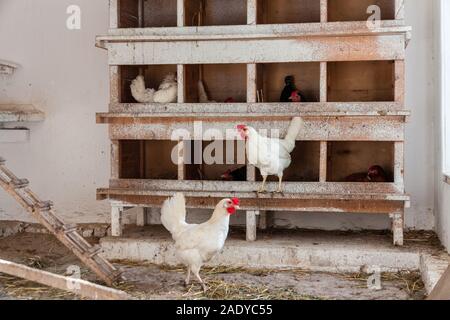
[185,64,247,103]
[119,65,177,103]
[118,0,178,28]
[185,0,247,26]
[256,63,320,102]
[327,61,395,102]
[119,140,178,179]
[185,140,247,181]
[256,0,321,24]
[255,141,320,182]
[99,0,411,244]
[326,141,394,182]
[328,0,396,22]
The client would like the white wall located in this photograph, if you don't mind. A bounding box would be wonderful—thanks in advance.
[434,0,450,251]
[0,0,111,223]
[0,0,440,232]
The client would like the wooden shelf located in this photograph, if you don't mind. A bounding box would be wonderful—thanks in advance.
[97,180,410,214]
[99,21,410,41]
[97,22,410,65]
[0,105,45,123]
[100,0,411,245]
[104,101,408,114]
[0,60,19,75]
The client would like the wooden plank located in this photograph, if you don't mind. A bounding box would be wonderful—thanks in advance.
[177,0,184,27]
[111,203,123,237]
[109,0,118,28]
[320,0,328,23]
[0,259,130,300]
[110,66,120,104]
[395,0,405,20]
[177,64,185,103]
[97,192,407,215]
[320,62,327,102]
[108,117,407,141]
[136,208,148,227]
[394,142,404,190]
[428,266,450,300]
[104,35,406,65]
[107,179,408,197]
[111,141,120,179]
[394,60,405,104]
[319,141,327,182]
[247,0,257,25]
[246,211,257,241]
[247,64,257,103]
[107,102,407,114]
[101,21,410,40]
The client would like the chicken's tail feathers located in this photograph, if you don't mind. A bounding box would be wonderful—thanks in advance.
[198,80,210,103]
[130,75,145,92]
[161,193,188,236]
[283,117,304,152]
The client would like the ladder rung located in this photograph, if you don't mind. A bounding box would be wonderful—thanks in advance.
[10,178,29,189]
[63,224,78,234]
[35,201,54,211]
[87,245,102,257]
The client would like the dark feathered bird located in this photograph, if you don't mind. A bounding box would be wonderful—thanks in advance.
[220,166,247,181]
[280,75,306,102]
[344,165,388,182]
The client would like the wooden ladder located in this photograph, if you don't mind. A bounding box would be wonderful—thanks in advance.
[0,156,122,286]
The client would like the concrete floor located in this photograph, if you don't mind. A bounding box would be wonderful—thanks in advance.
[0,223,448,300]
[100,225,450,295]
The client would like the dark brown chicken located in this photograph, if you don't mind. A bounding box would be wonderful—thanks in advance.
[344,165,387,182]
[220,166,247,181]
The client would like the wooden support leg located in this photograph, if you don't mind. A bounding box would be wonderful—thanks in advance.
[246,210,258,242]
[390,212,404,246]
[111,203,123,237]
[258,211,274,230]
[136,207,148,227]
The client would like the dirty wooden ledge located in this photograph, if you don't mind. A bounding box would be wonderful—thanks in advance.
[0,259,131,300]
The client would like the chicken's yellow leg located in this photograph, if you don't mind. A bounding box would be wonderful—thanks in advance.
[185,267,191,286]
[276,175,283,193]
[258,175,268,193]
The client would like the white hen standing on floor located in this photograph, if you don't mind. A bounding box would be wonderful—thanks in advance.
[237,117,304,193]
[161,193,240,292]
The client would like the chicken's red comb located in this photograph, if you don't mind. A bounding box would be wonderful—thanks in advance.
[237,125,247,130]
[231,198,240,205]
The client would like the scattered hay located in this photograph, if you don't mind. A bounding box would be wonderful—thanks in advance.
[342,271,425,298]
[184,279,323,300]
[25,256,47,270]
[0,273,79,300]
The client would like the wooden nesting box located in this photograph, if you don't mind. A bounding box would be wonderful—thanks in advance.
[96,0,411,245]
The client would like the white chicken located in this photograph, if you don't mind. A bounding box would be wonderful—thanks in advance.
[237,117,304,193]
[130,75,155,103]
[130,73,177,103]
[161,193,240,292]
[153,73,178,103]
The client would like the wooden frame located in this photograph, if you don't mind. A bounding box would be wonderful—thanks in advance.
[100,0,410,245]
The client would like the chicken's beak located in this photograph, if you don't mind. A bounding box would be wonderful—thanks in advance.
[234,205,240,210]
